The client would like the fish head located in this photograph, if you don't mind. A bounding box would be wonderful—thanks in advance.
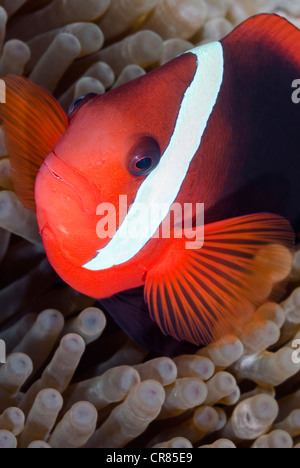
[35,53,199,297]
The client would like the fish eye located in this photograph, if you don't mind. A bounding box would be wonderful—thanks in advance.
[68,93,98,121]
[129,138,161,176]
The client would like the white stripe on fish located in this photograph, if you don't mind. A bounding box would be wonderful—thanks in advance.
[83,41,224,271]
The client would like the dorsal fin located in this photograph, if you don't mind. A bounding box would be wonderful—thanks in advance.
[222,14,300,65]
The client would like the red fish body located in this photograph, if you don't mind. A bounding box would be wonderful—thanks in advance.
[1,14,299,353]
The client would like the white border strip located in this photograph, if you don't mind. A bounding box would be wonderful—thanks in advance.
[83,42,224,271]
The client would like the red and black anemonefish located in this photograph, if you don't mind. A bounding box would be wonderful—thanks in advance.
[1,14,300,355]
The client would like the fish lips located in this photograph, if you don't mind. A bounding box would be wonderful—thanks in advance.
[35,152,101,266]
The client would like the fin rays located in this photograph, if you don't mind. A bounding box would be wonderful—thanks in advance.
[145,213,294,345]
[0,75,68,211]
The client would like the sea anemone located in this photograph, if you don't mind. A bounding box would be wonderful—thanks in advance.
[1,0,300,449]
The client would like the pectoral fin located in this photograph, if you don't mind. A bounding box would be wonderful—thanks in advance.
[145,213,294,345]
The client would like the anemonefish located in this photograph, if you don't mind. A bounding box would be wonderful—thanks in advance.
[1,14,299,355]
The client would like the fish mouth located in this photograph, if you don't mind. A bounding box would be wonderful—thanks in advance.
[35,163,83,241]
[35,151,106,267]
[35,151,96,240]
[42,151,98,214]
